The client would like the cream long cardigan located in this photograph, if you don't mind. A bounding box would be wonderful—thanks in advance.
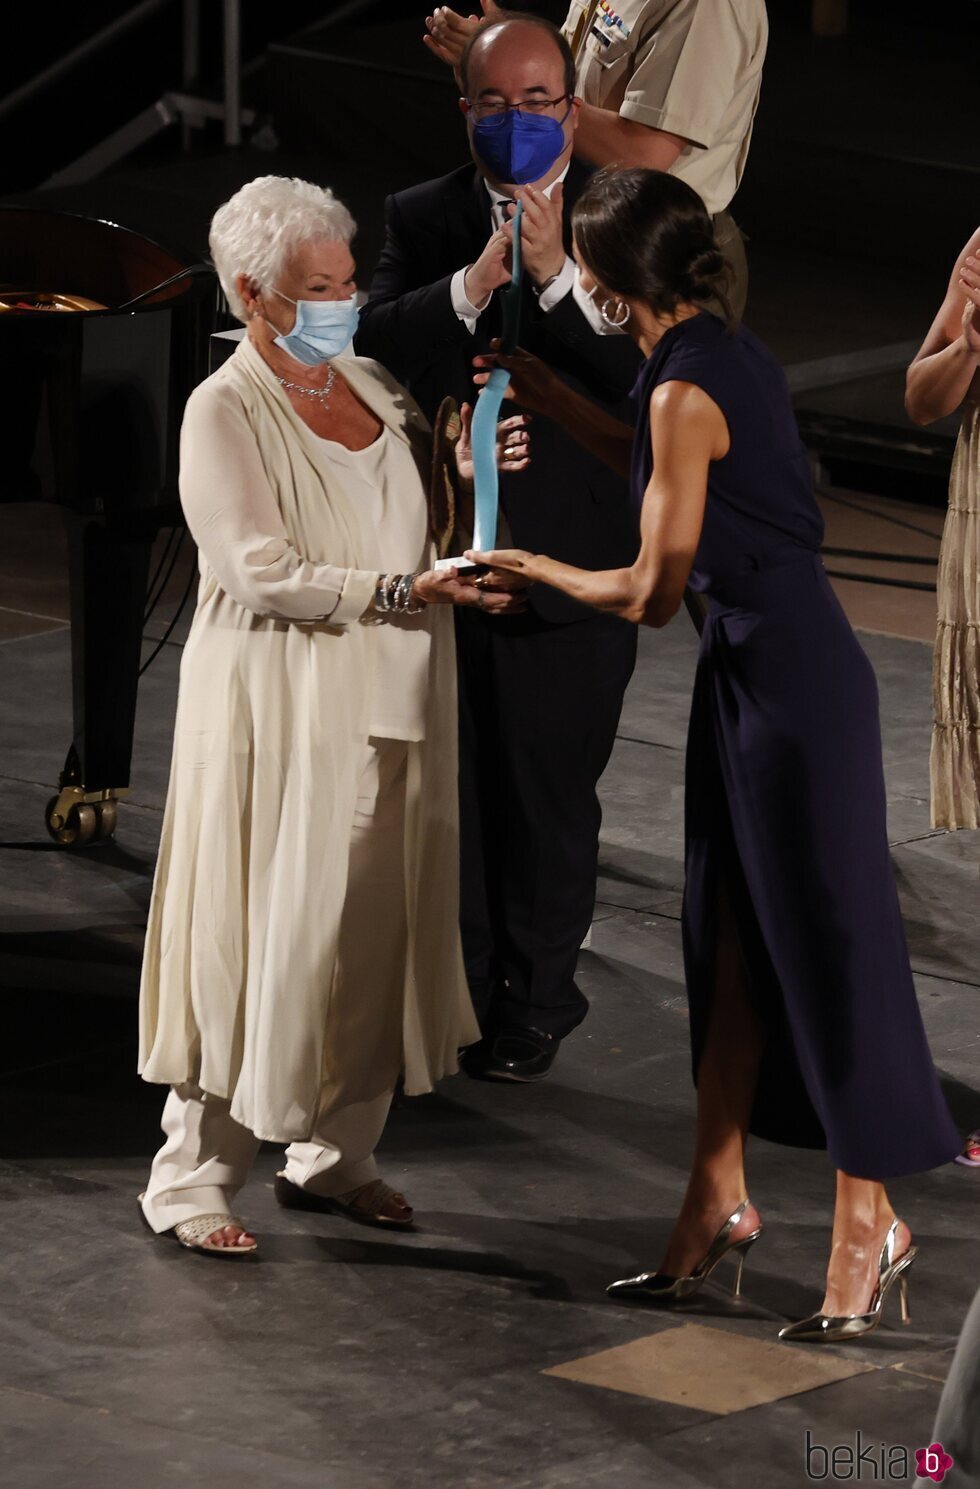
[138,337,478,1142]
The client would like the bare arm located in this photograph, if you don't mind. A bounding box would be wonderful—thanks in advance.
[573,103,688,172]
[905,227,980,426]
[469,381,726,627]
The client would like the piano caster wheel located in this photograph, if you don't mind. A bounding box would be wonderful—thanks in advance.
[44,795,117,846]
[93,799,117,841]
[45,797,98,846]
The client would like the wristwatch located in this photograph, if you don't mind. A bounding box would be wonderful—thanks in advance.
[532,268,565,298]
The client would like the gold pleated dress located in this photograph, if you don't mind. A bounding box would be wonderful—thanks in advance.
[932,400,980,829]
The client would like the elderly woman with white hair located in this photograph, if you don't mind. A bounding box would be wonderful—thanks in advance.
[137,175,529,1255]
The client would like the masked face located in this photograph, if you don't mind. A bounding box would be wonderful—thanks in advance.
[267,289,360,366]
[470,105,571,187]
[572,260,631,338]
[463,26,576,190]
[248,238,360,366]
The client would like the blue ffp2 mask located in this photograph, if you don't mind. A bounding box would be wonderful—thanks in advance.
[471,109,568,187]
[268,290,360,366]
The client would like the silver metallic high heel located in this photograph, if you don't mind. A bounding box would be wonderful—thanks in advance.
[607,1200,763,1303]
[778,1219,916,1343]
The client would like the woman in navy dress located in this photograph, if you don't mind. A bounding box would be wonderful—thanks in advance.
[470,168,960,1342]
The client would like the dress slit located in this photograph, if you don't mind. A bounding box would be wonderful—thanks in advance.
[635,312,959,1178]
[685,662,829,1151]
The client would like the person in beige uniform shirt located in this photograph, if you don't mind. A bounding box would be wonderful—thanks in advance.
[425,0,768,318]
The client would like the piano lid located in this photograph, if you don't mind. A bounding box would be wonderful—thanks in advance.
[0,205,210,313]
[0,207,215,510]
[0,292,108,312]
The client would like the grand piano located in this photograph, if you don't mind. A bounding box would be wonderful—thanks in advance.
[0,207,215,845]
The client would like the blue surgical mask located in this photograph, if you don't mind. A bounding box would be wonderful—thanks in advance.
[471,108,569,187]
[268,289,360,365]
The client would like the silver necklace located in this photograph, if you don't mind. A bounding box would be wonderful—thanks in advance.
[275,364,337,406]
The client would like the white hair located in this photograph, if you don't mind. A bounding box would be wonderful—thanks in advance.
[209,175,357,322]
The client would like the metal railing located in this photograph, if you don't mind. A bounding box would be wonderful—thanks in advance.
[2,0,248,186]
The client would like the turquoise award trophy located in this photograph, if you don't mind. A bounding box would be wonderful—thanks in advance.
[437,199,524,574]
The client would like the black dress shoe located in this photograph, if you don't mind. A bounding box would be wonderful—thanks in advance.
[459,1026,561,1083]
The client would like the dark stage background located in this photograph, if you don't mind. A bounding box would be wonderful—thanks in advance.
[0,8,978,1488]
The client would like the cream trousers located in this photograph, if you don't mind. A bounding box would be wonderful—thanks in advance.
[142,738,410,1233]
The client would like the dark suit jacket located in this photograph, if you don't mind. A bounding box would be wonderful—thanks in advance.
[356,159,642,622]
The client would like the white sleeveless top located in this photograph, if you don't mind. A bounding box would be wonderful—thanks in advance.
[313,424,430,741]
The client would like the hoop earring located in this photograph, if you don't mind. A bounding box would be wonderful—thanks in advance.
[599,297,631,328]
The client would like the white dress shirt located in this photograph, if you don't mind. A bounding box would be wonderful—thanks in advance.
[312,425,430,741]
[450,165,575,326]
[449,164,624,338]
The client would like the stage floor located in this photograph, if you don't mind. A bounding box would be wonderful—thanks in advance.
[0,498,977,1489]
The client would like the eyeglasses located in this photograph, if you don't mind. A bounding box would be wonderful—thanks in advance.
[466,95,572,123]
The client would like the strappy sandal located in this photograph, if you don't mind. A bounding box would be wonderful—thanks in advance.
[274,1173,415,1230]
[137,1193,258,1256]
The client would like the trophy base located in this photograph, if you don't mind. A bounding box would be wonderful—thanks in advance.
[434,556,487,576]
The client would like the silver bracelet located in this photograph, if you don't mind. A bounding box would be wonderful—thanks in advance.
[375,572,426,615]
[375,573,393,611]
[404,574,427,614]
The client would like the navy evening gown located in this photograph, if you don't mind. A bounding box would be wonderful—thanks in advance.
[632,312,959,1180]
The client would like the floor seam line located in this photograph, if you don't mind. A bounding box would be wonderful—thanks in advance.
[0,604,70,624]
[0,626,70,647]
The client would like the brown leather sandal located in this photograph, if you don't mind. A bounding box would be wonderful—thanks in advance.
[274,1173,415,1230]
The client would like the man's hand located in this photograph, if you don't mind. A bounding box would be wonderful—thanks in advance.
[464,222,513,310]
[454,403,531,483]
[510,183,567,287]
[423,3,502,69]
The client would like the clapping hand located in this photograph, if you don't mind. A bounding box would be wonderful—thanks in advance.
[464,221,515,311]
[454,401,531,484]
[423,2,502,69]
[509,183,568,288]
[960,253,980,355]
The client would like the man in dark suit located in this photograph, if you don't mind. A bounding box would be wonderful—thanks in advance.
[356,12,640,1081]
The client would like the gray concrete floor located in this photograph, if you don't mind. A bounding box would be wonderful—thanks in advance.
[0,530,977,1489]
[2,7,977,1479]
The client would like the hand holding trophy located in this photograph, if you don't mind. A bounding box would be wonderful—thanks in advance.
[437,200,528,580]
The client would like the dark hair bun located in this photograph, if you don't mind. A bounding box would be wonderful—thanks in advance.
[685,247,725,302]
[572,167,736,329]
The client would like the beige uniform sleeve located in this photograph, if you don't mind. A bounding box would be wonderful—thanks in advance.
[178,380,378,626]
[620,0,756,148]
